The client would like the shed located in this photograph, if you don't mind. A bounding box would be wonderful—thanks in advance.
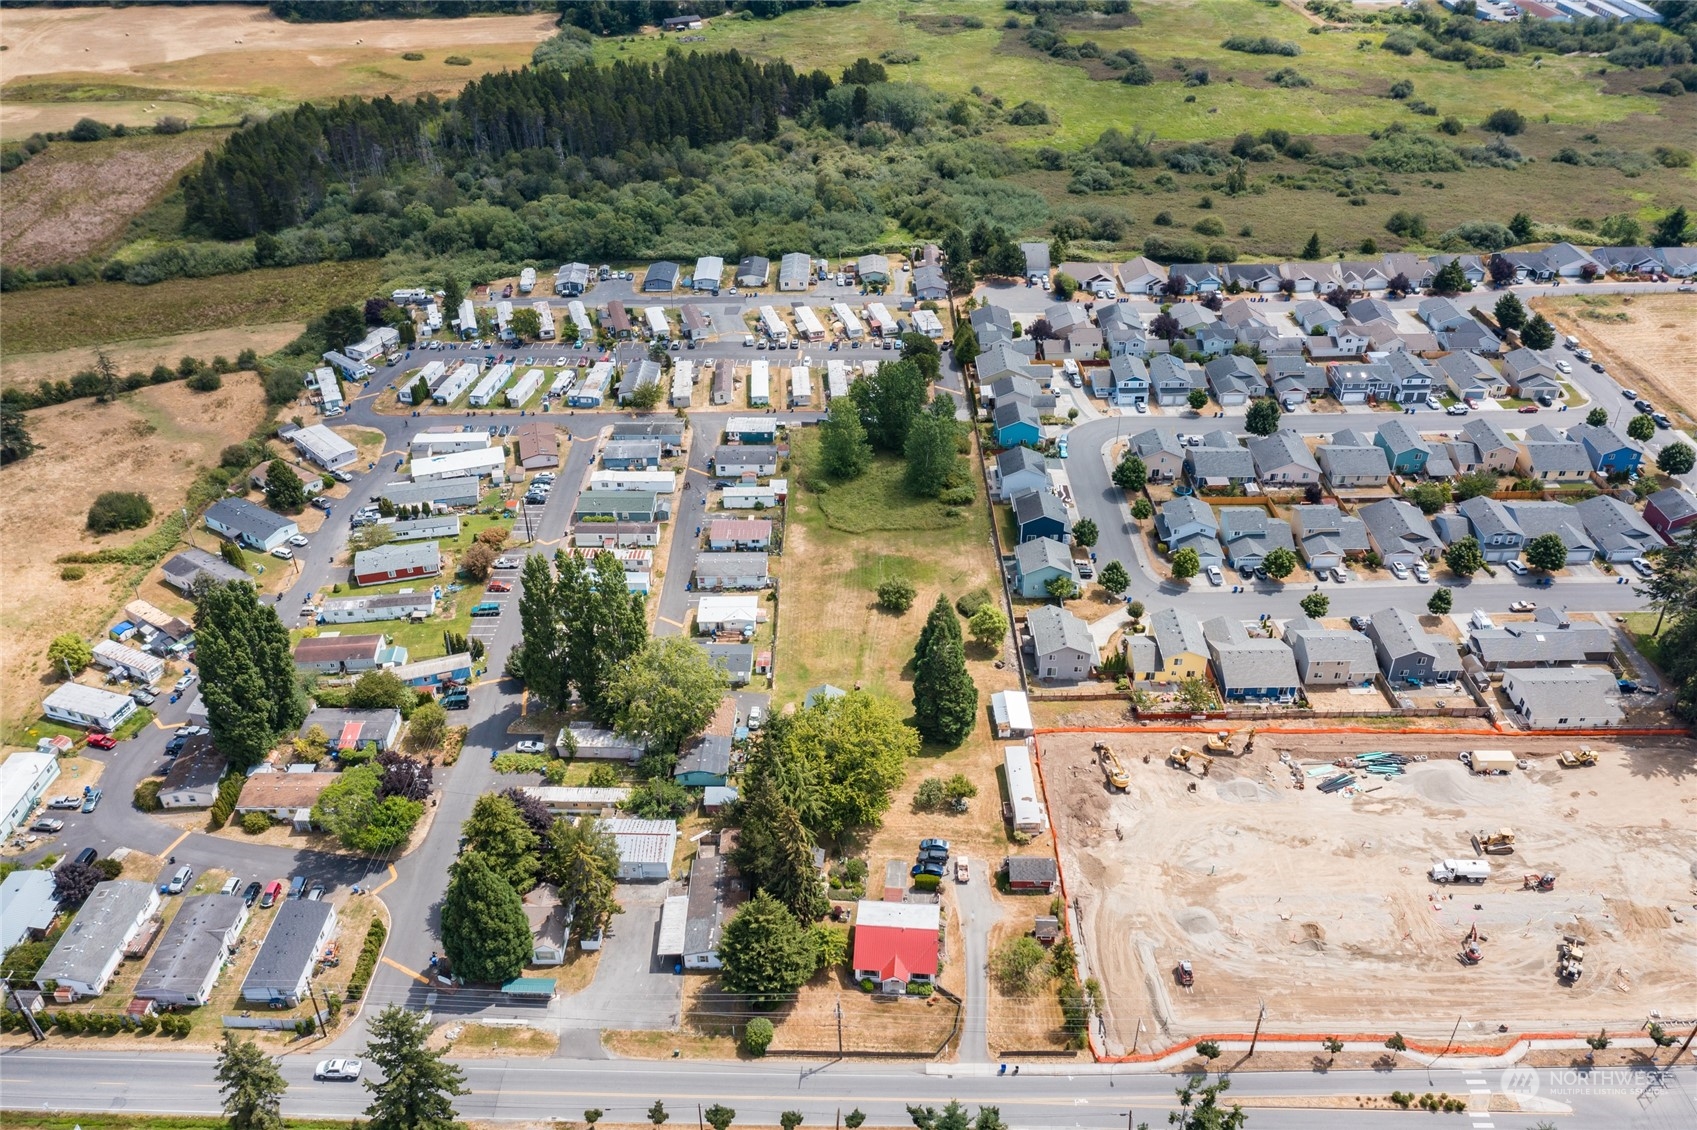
[990,690,1033,739]
[1005,856,1058,893]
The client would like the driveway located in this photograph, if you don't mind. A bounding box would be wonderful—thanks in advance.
[954,867,996,1063]
[564,881,681,1030]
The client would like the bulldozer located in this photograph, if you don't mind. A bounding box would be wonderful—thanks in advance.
[1557,936,1585,983]
[1095,742,1130,792]
[1168,746,1214,777]
[1522,872,1556,892]
[1557,747,1599,768]
[1471,827,1516,855]
[1203,730,1234,755]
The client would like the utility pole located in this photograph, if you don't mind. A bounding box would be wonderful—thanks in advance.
[1672,1021,1697,1066]
[836,998,843,1057]
[697,1104,704,1130]
[1248,1000,1266,1057]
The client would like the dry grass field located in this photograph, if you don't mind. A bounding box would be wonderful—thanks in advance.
[0,374,266,727]
[1,323,305,391]
[0,129,222,265]
[1537,293,1697,425]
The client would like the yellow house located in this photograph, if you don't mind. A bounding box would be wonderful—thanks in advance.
[1143,608,1212,684]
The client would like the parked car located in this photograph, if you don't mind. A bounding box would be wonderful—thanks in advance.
[1634,398,1654,413]
[487,580,512,593]
[30,818,64,834]
[1205,564,1223,586]
[307,884,326,901]
[86,733,117,750]
[493,557,519,569]
[1505,559,1528,576]
[955,858,970,884]
[312,496,333,512]
[1508,600,1537,612]
[80,789,102,814]
[130,687,157,706]
[911,861,945,879]
[288,534,310,548]
[1412,562,1430,583]
[1652,412,1671,429]
[1333,567,1350,584]
[1622,388,1639,400]
[919,838,950,853]
[174,671,197,692]
[260,881,283,908]
[1553,360,1572,374]
[1630,557,1655,577]
[270,546,293,560]
[48,795,82,810]
[74,847,98,867]
[1591,362,1606,373]
[1446,404,1469,416]
[243,881,263,906]
[1617,678,1639,693]
[747,705,764,730]
[1517,405,1540,414]
[514,740,548,754]
[314,1059,363,1082]
[166,865,194,894]
[1389,561,1410,579]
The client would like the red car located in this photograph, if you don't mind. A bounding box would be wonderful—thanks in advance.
[1518,404,1540,413]
[86,733,117,750]
[487,580,512,593]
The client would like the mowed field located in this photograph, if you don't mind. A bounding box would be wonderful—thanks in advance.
[0,128,226,266]
[0,259,380,356]
[1536,293,1697,425]
[0,374,267,727]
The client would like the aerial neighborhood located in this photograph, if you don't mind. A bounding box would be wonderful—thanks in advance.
[1,1,1695,1126]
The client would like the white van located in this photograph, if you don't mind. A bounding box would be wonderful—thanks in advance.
[167,865,194,894]
[221,876,242,896]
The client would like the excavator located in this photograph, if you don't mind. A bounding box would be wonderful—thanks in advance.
[1522,872,1556,892]
[1471,827,1516,855]
[1168,746,1214,776]
[1557,747,1599,768]
[1457,924,1484,966]
[1095,742,1130,792]
[1203,730,1233,754]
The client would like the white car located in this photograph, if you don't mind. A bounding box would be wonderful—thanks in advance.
[1205,564,1223,586]
[1389,561,1410,579]
[1333,567,1350,584]
[270,546,293,560]
[314,1059,362,1082]
[1630,557,1654,577]
[493,557,519,569]
[1412,562,1430,583]
[1505,559,1528,576]
[1554,360,1572,374]
[513,740,548,754]
[288,534,310,548]
[747,705,764,730]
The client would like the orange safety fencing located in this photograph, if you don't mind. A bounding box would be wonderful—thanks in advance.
[1035,725,1688,738]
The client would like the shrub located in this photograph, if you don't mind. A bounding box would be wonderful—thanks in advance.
[876,577,917,613]
[60,565,86,581]
[744,1016,774,1056]
[938,484,975,506]
[207,773,244,830]
[185,370,223,392]
[1482,108,1526,135]
[240,811,271,834]
[956,588,993,617]
[345,919,389,1001]
[68,117,112,142]
[86,491,154,534]
[444,54,473,66]
[133,778,162,812]
[401,51,425,61]
[1222,34,1300,56]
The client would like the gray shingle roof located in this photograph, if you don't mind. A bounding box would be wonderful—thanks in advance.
[1461,417,1514,454]
[1360,498,1439,556]
[1014,488,1070,531]
[997,445,1049,480]
[1292,504,1369,558]
[1506,667,1622,726]
[1648,487,1697,524]
[1508,502,1596,555]
[205,498,295,545]
[1157,496,1218,538]
[994,398,1041,432]
[1187,445,1257,482]
[1517,435,1592,476]
[1218,508,1294,553]
[1283,618,1379,681]
[1247,429,1319,477]
[1151,607,1209,663]
[1469,618,1613,666]
[162,548,249,593]
[1317,443,1390,481]
[1374,417,1429,456]
[243,900,334,1001]
[1130,427,1184,461]
[135,894,246,1002]
[1573,495,1658,556]
[1027,605,1095,661]
[1368,606,1454,667]
[1457,495,1521,542]
[1015,537,1076,577]
[1200,617,1299,692]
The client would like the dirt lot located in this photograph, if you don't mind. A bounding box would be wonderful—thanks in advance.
[1537,293,1697,424]
[0,129,223,265]
[1041,730,1697,1051]
[0,374,266,727]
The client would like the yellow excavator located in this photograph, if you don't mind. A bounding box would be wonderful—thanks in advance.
[1557,747,1598,768]
[1095,742,1130,792]
[1168,746,1214,776]
[1472,827,1516,855]
[1203,730,1233,754]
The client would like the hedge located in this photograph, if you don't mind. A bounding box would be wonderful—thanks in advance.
[345,919,388,1002]
[208,773,245,830]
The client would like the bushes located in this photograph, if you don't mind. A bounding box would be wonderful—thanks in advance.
[401,51,425,61]
[133,778,162,813]
[68,117,113,142]
[955,588,993,618]
[86,491,154,535]
[1222,35,1300,56]
[60,565,86,581]
[208,773,244,830]
[876,577,917,614]
[345,919,389,1001]
[744,1016,774,1056]
[444,54,473,66]
[241,811,272,834]
[186,370,224,392]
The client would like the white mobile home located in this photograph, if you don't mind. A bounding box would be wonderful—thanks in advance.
[548,370,576,398]
[91,639,166,685]
[793,305,826,342]
[570,361,613,407]
[644,306,670,340]
[411,446,506,482]
[410,430,490,457]
[433,362,479,404]
[759,305,789,346]
[456,298,478,337]
[833,302,864,339]
[345,326,399,363]
[495,300,514,340]
[913,309,945,339]
[589,470,677,494]
[312,366,344,414]
[43,682,138,732]
[671,361,694,408]
[518,267,537,295]
[789,365,813,408]
[825,359,851,402]
[397,361,446,405]
[506,368,544,408]
[1004,744,1048,835]
[291,423,358,471]
[566,300,590,338]
[749,360,771,406]
[723,483,782,509]
[468,362,514,408]
[865,302,895,337]
[532,301,555,340]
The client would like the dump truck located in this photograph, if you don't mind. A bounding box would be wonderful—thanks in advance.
[1557,747,1598,768]
[1095,742,1130,792]
[1430,858,1491,884]
[1168,746,1213,776]
[1472,828,1516,855]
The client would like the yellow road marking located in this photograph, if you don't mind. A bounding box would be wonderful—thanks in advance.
[380,956,432,985]
[657,616,686,629]
[687,465,711,477]
[161,828,192,858]
[368,864,399,897]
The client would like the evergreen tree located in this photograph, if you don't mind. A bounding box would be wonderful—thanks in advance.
[439,852,532,985]
[516,552,568,706]
[1493,292,1527,331]
[1508,211,1535,244]
[903,400,957,497]
[1,404,36,464]
[216,1032,287,1130]
[1432,258,1468,295]
[362,1005,467,1130]
[460,793,540,893]
[194,581,305,771]
[718,891,819,1008]
[558,550,646,723]
[1520,314,1556,350]
[818,395,872,481]
[1301,232,1322,259]
[755,788,829,923]
[1112,453,1147,492]
[952,319,980,371]
[543,817,623,943]
[911,594,977,746]
[264,459,307,513]
[220,540,247,570]
[1652,205,1690,248]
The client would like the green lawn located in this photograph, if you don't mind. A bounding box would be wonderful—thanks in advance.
[1619,610,1669,670]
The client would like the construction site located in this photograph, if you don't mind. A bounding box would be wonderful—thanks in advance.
[1040,730,1697,1054]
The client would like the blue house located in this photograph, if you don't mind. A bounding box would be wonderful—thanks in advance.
[1568,422,1642,476]
[1012,488,1071,544]
[993,399,1042,449]
[674,734,731,788]
[1012,538,1080,598]
[1372,418,1430,476]
[724,416,777,445]
[392,653,473,689]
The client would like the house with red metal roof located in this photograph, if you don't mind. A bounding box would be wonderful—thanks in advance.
[851,900,941,994]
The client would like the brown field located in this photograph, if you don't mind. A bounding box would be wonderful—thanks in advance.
[1,323,305,390]
[1536,293,1697,426]
[0,129,222,265]
[1041,730,1697,1052]
[0,373,266,727]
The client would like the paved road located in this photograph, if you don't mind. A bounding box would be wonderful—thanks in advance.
[2,1047,1691,1128]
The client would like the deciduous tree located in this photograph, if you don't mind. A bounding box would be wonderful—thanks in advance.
[1261,547,1297,580]
[1299,592,1329,619]
[1098,560,1129,596]
[1627,414,1656,442]
[264,460,307,513]
[1245,399,1281,436]
[968,605,1009,648]
[1072,518,1099,548]
[46,632,93,677]
[1428,586,1453,615]
[1444,536,1486,577]
[1112,453,1147,492]
[851,358,928,453]
[1658,441,1695,475]
[1171,547,1200,580]
[605,636,728,758]
[1525,532,1568,572]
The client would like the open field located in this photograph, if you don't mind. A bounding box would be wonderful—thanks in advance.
[2,323,305,391]
[0,129,223,265]
[0,100,209,140]
[1537,293,1697,426]
[1041,730,1697,1050]
[0,373,267,727]
[0,260,380,355]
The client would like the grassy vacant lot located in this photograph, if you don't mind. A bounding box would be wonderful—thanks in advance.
[0,128,225,266]
[0,260,380,355]
[2,323,305,392]
[1536,293,1697,424]
[0,373,266,730]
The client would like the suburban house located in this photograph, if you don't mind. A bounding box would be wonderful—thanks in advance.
[1568,422,1642,476]
[1428,253,1486,286]
[1282,616,1378,686]
[1574,495,1661,562]
[1012,538,1080,599]
[300,707,402,754]
[292,634,389,675]
[522,883,570,967]
[319,591,434,624]
[1108,355,1150,408]
[1267,356,1329,406]
[1097,304,1151,357]
[1145,608,1212,684]
[857,254,891,286]
[1247,429,1320,486]
[1026,605,1096,682]
[1501,667,1622,729]
[1367,606,1460,684]
[1327,361,1388,404]
[1013,488,1072,544]
[233,771,336,822]
[1115,257,1168,295]
[1019,242,1051,282]
[691,552,770,591]
[1217,507,1295,570]
[242,899,337,1006]
[1149,355,1204,406]
[1227,262,1283,294]
[1203,355,1263,406]
[1170,263,1223,293]
[983,372,1041,408]
[1360,499,1442,566]
[1453,496,1526,563]
[1316,434,1391,489]
[611,419,687,452]
[912,265,948,300]
[1516,424,1592,482]
[852,900,940,993]
[601,441,662,471]
[778,252,812,291]
[1416,296,1477,334]
[162,547,249,594]
[205,498,298,553]
[42,683,136,733]
[1127,428,1185,483]
[643,261,679,291]
[1201,616,1300,702]
[695,594,761,638]
[1290,504,1369,571]
[1501,348,1564,400]
[1459,418,1520,472]
[35,880,162,998]
[675,734,732,789]
[1155,497,1223,567]
[1373,418,1432,476]
[1005,856,1059,893]
[1436,352,1507,402]
[1508,502,1599,564]
[1292,300,1340,334]
[134,894,249,1008]
[1062,262,1119,297]
[1280,261,1340,293]
[1468,607,1614,670]
[992,446,1051,501]
[992,399,1042,449]
[352,542,441,586]
[1645,487,1697,542]
[1185,432,1257,489]
[554,262,591,296]
[158,744,227,809]
[692,255,724,294]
